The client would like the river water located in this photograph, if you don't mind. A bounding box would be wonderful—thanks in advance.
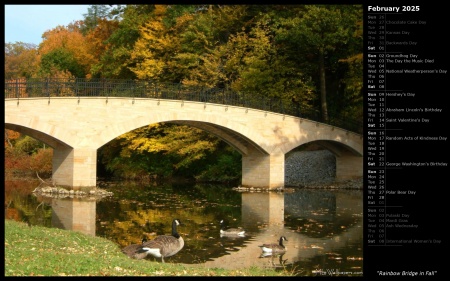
[5,179,363,277]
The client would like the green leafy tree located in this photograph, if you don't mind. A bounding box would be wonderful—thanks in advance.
[80,5,113,35]
[221,17,316,111]
[96,5,154,79]
[276,5,362,122]
[332,5,364,123]
[195,145,241,182]
[180,5,249,88]
[39,48,85,78]
[14,136,46,155]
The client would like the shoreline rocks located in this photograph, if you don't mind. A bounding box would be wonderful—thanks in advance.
[32,186,114,199]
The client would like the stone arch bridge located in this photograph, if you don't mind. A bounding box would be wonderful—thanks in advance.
[4,79,363,189]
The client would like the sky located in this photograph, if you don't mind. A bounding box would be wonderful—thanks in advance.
[5,5,91,45]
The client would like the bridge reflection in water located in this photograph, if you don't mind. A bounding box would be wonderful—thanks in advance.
[44,189,362,273]
[51,198,97,237]
[200,190,362,271]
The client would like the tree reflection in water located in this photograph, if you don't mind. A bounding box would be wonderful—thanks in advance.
[5,180,363,276]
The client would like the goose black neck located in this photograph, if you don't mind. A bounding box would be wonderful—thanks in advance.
[172,221,180,238]
[220,220,228,230]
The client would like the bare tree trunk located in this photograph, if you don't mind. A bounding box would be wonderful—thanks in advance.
[318,50,328,122]
[36,171,56,187]
[4,130,13,148]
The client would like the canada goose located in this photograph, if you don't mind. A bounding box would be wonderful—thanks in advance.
[121,237,148,260]
[258,236,288,254]
[140,219,184,263]
[219,219,245,237]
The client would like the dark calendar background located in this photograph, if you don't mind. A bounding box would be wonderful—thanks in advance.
[364,1,447,278]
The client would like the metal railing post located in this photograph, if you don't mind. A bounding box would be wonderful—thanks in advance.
[15,79,19,99]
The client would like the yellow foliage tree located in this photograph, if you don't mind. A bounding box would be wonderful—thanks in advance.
[129,5,194,81]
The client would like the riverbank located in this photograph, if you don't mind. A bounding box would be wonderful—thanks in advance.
[6,149,363,192]
[4,219,292,276]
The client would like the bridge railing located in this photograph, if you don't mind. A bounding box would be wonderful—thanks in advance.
[5,78,363,134]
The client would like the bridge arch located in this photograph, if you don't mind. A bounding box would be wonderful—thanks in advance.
[5,97,363,189]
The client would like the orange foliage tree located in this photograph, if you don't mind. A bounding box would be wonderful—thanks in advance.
[39,22,97,78]
[4,129,20,148]
[5,130,53,178]
[4,42,40,79]
[85,18,120,78]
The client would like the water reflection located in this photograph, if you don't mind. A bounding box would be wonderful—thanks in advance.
[259,252,289,269]
[51,198,96,236]
[195,190,362,274]
[5,180,363,276]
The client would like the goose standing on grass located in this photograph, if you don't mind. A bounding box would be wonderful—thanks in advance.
[219,219,246,237]
[258,236,288,254]
[140,219,184,263]
[122,237,149,260]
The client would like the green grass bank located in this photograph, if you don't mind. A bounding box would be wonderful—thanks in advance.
[4,219,293,276]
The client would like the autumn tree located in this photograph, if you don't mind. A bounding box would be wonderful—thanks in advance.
[4,42,39,79]
[4,131,53,178]
[94,5,154,79]
[4,129,20,149]
[129,5,198,82]
[180,5,249,88]
[38,24,95,78]
[220,15,316,111]
[98,123,241,181]
[85,18,120,78]
[5,4,363,181]
[80,5,113,35]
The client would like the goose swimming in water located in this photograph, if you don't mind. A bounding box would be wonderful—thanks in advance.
[219,219,245,237]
